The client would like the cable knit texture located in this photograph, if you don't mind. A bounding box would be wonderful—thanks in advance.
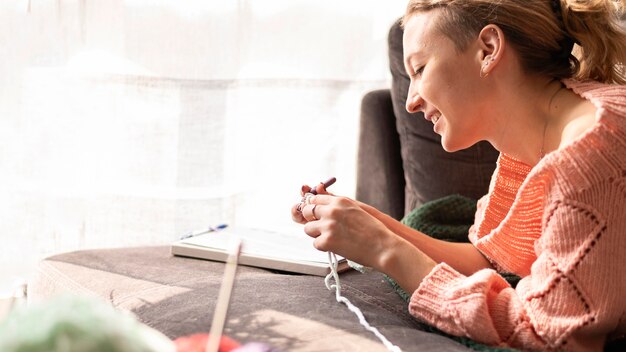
[409,80,626,351]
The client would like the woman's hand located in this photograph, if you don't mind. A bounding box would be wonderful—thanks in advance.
[290,185,438,293]
[298,194,398,271]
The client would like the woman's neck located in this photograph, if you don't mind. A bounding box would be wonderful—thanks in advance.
[487,77,566,166]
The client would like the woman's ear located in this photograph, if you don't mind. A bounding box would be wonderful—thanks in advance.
[477,24,504,78]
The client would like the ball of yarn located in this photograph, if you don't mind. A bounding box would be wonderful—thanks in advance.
[173,333,240,352]
[173,333,279,352]
[0,294,175,352]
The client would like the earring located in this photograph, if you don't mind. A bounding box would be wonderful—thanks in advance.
[480,56,494,78]
[480,62,489,78]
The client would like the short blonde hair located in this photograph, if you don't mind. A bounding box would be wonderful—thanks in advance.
[403,0,626,84]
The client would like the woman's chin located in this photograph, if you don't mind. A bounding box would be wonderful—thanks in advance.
[441,136,474,153]
[440,135,456,152]
[441,143,459,153]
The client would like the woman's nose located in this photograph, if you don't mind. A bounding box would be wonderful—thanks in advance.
[405,86,423,113]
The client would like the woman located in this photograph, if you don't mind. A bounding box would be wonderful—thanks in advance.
[292,0,626,350]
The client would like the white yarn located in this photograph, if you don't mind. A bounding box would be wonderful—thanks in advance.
[325,252,402,352]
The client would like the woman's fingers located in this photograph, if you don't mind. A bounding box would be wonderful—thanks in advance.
[300,184,313,196]
[301,203,323,222]
[303,194,334,205]
[292,191,337,226]
[311,183,327,195]
[303,222,333,253]
[303,220,321,238]
[298,194,337,222]
[300,183,334,197]
[303,217,335,253]
[292,194,330,224]
[290,203,307,224]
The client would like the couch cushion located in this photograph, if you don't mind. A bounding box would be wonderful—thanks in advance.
[29,246,471,351]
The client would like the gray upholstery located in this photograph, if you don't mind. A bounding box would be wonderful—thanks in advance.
[357,89,406,220]
[29,246,470,351]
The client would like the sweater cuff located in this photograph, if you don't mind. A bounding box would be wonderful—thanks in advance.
[409,262,466,329]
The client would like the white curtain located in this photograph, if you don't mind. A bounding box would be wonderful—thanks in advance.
[0,0,406,285]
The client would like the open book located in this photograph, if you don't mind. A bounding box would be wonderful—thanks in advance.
[171,227,349,276]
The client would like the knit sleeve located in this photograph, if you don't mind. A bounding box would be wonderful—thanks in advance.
[409,198,613,351]
[409,263,545,350]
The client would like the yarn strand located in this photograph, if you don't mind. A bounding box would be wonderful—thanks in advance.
[325,252,402,352]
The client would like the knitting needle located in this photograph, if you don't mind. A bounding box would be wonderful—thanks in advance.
[308,177,337,195]
[206,239,243,352]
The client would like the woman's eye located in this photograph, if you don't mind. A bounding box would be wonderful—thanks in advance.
[412,66,424,78]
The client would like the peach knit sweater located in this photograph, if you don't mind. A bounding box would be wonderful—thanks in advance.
[409,80,626,351]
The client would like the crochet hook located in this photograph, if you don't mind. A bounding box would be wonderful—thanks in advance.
[308,177,337,195]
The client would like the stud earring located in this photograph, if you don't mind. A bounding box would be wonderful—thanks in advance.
[480,56,494,78]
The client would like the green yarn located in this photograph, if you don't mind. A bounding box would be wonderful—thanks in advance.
[0,294,175,352]
[347,259,373,273]
[400,194,477,242]
[386,194,520,352]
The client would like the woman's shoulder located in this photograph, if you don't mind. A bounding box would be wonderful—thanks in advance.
[539,125,625,200]
[563,78,626,95]
[557,91,598,149]
[557,79,626,154]
[563,79,626,116]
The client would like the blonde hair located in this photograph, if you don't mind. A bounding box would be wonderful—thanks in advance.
[403,0,626,84]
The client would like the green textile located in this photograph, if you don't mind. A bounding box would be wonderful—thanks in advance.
[400,194,478,243]
[0,295,175,352]
[386,194,520,352]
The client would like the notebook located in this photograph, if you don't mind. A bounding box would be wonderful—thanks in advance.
[171,227,349,276]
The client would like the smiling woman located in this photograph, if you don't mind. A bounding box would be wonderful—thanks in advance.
[402,11,489,152]
[291,0,626,350]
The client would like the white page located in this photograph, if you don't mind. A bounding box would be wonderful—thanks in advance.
[181,227,341,264]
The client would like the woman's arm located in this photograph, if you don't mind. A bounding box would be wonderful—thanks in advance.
[299,194,438,294]
[292,183,492,276]
[357,200,493,276]
[407,198,620,350]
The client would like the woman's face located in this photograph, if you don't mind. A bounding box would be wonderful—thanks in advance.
[403,11,488,152]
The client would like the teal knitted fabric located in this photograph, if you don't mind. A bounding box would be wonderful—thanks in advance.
[400,194,477,243]
[385,194,520,352]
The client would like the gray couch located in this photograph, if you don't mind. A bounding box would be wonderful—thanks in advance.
[29,246,472,351]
